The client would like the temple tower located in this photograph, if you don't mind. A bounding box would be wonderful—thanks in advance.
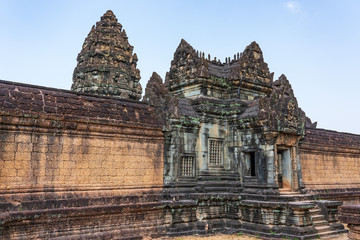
[165,40,273,100]
[71,10,142,100]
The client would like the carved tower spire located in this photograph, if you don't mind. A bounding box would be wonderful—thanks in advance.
[71,10,142,100]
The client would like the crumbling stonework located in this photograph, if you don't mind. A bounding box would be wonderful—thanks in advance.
[72,10,142,100]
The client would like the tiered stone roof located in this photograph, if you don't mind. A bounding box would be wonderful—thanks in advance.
[71,10,142,100]
[165,39,274,99]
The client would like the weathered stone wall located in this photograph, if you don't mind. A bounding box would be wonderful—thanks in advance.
[300,128,360,203]
[0,80,163,192]
[0,130,163,191]
[0,80,166,239]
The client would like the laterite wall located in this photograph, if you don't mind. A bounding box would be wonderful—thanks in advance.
[0,80,167,239]
[300,128,360,203]
[0,80,164,192]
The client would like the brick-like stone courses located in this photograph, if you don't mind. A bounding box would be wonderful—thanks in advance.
[0,80,163,191]
[300,128,360,201]
[0,80,165,239]
[0,132,163,189]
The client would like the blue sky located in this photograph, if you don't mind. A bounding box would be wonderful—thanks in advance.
[0,0,359,134]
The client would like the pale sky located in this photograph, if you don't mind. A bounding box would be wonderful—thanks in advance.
[1,0,359,134]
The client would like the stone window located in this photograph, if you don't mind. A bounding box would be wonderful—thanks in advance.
[209,139,223,166]
[245,152,256,177]
[180,155,195,177]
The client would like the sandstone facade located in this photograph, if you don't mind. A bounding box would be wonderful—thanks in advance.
[0,80,165,239]
[300,128,360,203]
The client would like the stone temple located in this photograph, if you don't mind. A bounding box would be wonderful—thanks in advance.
[1,10,360,239]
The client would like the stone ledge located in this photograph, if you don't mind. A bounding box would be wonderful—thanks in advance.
[0,80,161,128]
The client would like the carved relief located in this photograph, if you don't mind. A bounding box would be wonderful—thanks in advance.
[285,100,298,129]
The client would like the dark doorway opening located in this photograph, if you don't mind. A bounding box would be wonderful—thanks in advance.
[249,152,256,177]
[277,150,283,188]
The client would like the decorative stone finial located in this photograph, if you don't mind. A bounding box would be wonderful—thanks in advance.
[236,41,273,86]
[197,57,209,78]
[71,10,142,100]
[165,39,200,87]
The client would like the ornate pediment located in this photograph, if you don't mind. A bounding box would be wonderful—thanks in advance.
[258,74,305,135]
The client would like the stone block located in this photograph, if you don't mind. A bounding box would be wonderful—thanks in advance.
[16,142,33,152]
[1,152,15,161]
[15,134,32,143]
[1,142,16,152]
[15,152,32,161]
[0,160,14,170]
[16,168,28,177]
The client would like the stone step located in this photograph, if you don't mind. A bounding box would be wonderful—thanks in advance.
[240,227,347,240]
[314,225,332,233]
[309,208,322,213]
[312,220,328,226]
[278,188,293,192]
[202,187,239,193]
[197,181,241,187]
[244,194,312,202]
[279,191,298,195]
[311,214,325,221]
[306,229,348,239]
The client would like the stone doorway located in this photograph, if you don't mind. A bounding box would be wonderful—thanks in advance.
[277,149,292,190]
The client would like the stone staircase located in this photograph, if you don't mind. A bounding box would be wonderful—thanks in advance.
[279,189,348,239]
[307,205,348,239]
